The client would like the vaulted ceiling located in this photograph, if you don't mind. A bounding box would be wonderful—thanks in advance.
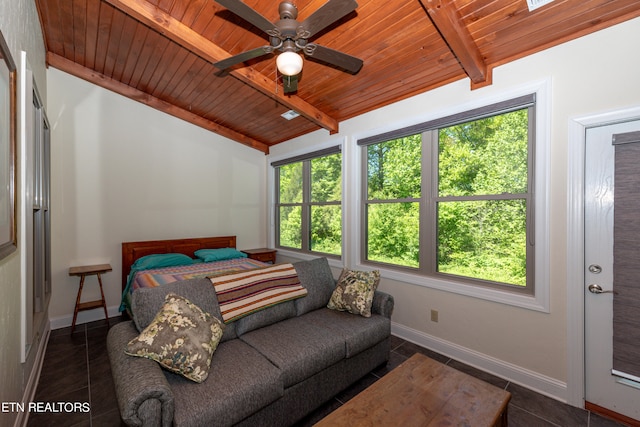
[36,0,640,153]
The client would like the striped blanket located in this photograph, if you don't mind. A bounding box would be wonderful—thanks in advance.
[209,263,307,323]
[130,258,267,291]
[120,257,268,313]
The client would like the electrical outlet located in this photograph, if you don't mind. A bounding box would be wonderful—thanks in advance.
[430,309,439,323]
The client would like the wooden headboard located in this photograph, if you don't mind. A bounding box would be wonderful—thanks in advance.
[121,236,237,291]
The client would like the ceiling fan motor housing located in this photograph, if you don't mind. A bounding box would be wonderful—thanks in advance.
[279,1,298,20]
[273,2,307,52]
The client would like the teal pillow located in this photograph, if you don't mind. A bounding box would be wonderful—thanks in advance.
[194,248,247,263]
[132,253,195,270]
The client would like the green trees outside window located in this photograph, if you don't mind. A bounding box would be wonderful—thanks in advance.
[437,109,529,286]
[276,151,342,256]
[364,106,532,289]
[275,96,534,292]
[366,135,421,267]
[278,162,303,249]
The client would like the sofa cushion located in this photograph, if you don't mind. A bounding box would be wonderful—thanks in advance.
[235,300,297,336]
[131,278,237,342]
[240,315,345,388]
[293,257,336,316]
[125,293,224,383]
[301,308,391,358]
[167,339,283,427]
[327,268,380,317]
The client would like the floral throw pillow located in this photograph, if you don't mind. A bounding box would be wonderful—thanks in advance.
[125,293,224,383]
[327,269,380,317]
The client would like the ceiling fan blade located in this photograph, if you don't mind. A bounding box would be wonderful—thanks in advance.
[214,46,272,70]
[282,74,299,93]
[301,0,358,39]
[214,0,277,34]
[305,44,363,74]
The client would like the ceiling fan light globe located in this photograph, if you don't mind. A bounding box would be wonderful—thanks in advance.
[277,51,303,76]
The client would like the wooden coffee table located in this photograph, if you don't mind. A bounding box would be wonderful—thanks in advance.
[317,353,511,426]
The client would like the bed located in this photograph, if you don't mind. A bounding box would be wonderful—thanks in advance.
[120,236,268,312]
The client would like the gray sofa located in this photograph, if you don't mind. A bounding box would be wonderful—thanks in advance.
[107,257,394,426]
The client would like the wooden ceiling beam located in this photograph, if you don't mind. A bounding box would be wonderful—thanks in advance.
[420,0,492,88]
[106,0,339,134]
[47,53,271,153]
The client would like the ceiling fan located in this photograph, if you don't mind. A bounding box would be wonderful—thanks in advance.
[213,0,364,93]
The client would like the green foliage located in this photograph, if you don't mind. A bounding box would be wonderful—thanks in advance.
[311,154,341,202]
[365,108,530,286]
[279,206,302,249]
[279,163,302,203]
[277,153,342,254]
[368,135,421,199]
[367,135,422,267]
[366,136,421,267]
[437,200,527,286]
[439,110,528,196]
[367,203,420,267]
[278,108,531,287]
[311,205,341,255]
[437,109,529,286]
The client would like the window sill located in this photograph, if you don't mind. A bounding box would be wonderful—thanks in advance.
[274,248,344,269]
[277,247,548,312]
[355,262,550,313]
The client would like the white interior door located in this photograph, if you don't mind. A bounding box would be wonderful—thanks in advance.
[585,120,640,421]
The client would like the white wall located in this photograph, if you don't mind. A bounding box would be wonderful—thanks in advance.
[0,1,47,426]
[47,69,268,326]
[270,17,640,402]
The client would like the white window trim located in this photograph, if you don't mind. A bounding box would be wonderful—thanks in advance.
[350,79,551,312]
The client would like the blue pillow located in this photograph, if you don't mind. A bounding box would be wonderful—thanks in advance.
[194,248,247,263]
[131,253,195,270]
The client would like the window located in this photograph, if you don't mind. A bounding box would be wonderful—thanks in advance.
[360,95,535,294]
[273,146,342,256]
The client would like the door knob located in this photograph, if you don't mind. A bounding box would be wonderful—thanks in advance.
[588,284,617,295]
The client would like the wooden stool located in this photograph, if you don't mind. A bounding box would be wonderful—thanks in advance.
[69,263,112,333]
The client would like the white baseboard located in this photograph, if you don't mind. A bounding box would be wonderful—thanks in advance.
[391,322,569,404]
[49,305,121,330]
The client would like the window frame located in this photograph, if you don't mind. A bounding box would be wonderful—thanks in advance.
[272,144,343,258]
[361,97,535,290]
[355,83,550,312]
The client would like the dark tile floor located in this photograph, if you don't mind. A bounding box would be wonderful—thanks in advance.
[29,317,628,427]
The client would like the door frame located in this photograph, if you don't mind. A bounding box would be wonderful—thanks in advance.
[566,105,640,408]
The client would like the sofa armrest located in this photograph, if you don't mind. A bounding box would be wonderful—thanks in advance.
[107,321,174,427]
[371,291,394,318]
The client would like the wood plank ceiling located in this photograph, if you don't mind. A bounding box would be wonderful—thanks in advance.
[36,0,640,153]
